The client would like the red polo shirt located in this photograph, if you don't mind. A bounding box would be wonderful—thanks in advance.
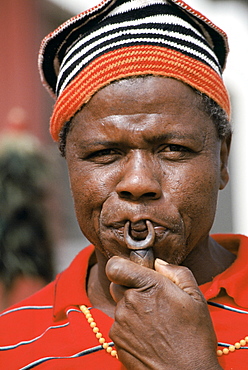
[1,234,248,369]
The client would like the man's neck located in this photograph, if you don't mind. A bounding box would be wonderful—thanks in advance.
[87,253,116,318]
[181,236,236,285]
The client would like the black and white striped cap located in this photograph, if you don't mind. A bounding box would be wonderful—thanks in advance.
[55,0,223,97]
[39,0,230,141]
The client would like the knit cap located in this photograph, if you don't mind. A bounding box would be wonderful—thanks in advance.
[39,0,230,141]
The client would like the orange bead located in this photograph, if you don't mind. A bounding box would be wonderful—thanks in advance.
[235,342,241,349]
[229,345,235,352]
[99,337,105,344]
[240,339,246,346]
[217,350,223,357]
[223,348,229,355]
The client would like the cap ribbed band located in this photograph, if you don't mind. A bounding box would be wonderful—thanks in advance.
[50,44,230,141]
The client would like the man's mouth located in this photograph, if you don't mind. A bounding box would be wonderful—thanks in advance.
[129,220,149,240]
[124,220,156,269]
[109,219,169,247]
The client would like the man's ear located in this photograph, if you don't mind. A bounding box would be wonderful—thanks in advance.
[219,134,232,190]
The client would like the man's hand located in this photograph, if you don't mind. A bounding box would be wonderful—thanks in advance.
[106,256,222,370]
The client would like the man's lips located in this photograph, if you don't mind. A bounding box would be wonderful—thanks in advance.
[107,219,169,243]
[129,220,149,240]
[130,229,148,241]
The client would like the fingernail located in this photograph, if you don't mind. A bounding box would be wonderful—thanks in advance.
[155,258,169,266]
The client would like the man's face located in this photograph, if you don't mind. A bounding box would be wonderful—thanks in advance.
[65,77,229,265]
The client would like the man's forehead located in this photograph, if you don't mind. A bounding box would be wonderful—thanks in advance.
[71,79,212,142]
[81,77,200,115]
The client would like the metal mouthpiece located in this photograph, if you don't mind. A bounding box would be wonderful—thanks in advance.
[124,220,155,269]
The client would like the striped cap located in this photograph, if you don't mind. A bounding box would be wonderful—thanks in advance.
[39,0,230,142]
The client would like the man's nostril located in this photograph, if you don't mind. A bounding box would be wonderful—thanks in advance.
[119,191,158,200]
[120,191,131,198]
[143,192,157,198]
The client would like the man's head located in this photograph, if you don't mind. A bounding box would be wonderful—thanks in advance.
[39,0,232,264]
[63,76,230,264]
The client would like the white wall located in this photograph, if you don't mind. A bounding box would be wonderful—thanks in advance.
[48,0,100,13]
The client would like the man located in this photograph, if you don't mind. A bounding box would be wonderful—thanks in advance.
[1,0,248,369]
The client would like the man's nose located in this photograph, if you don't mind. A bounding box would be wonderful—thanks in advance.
[116,151,162,201]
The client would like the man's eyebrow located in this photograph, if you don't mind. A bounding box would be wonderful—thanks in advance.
[77,133,200,149]
[144,132,197,144]
[78,140,121,149]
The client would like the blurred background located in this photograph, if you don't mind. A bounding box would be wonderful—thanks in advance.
[0,0,247,295]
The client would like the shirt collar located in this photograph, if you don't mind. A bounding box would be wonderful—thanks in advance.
[53,245,94,321]
[53,234,248,320]
[201,234,248,307]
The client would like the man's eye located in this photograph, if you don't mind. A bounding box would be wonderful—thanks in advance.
[158,144,194,160]
[92,149,116,157]
[162,144,190,152]
[86,148,121,162]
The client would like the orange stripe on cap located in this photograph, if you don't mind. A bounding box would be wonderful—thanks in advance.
[50,45,230,142]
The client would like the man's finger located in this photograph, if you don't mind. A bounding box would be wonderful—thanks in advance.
[106,256,205,303]
[106,256,156,288]
[109,282,127,303]
[155,258,205,302]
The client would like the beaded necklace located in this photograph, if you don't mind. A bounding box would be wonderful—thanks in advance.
[217,336,248,357]
[79,305,118,359]
[80,304,248,359]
